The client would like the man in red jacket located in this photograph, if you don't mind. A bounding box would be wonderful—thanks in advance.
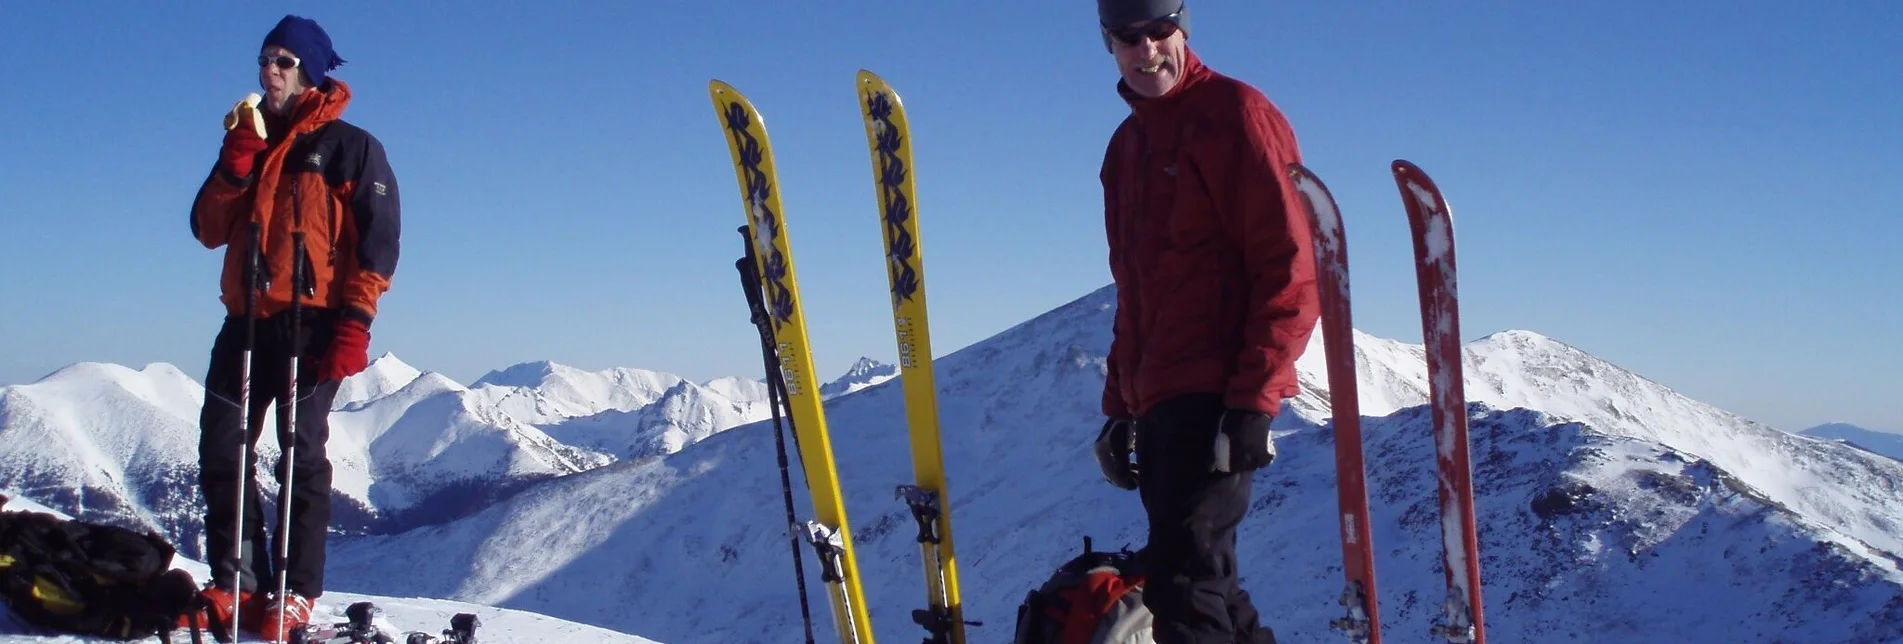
[181,14,400,641]
[1090,1,1318,642]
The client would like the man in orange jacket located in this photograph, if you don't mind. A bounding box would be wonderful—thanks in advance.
[1090,1,1319,643]
[183,14,400,640]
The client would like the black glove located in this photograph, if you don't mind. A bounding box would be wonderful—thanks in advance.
[1212,409,1276,473]
[1094,417,1139,490]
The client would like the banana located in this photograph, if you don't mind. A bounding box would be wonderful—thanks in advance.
[222,92,267,139]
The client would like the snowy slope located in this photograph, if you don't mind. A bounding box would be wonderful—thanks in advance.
[0,496,660,644]
[315,285,1903,643]
[1803,422,1903,462]
[1457,331,1903,557]
[1283,321,1903,559]
[1288,328,1429,422]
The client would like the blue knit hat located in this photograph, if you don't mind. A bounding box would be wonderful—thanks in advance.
[261,15,344,89]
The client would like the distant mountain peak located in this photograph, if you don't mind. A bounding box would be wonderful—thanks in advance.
[336,353,426,408]
[846,356,888,376]
[820,357,898,400]
[472,360,565,389]
[1805,421,1885,434]
[1801,422,1903,462]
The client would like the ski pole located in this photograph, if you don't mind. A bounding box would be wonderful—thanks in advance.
[231,221,266,642]
[273,222,310,643]
[735,224,817,644]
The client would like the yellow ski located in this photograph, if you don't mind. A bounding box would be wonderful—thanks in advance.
[709,78,875,644]
[856,69,969,644]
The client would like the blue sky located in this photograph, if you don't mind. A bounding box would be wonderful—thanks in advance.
[1,1,1896,432]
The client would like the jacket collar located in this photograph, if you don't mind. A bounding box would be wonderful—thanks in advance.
[1117,46,1211,119]
[263,78,352,145]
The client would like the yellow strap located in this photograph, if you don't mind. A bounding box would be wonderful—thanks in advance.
[29,575,85,615]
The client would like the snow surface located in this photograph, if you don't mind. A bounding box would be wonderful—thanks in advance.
[6,284,1902,643]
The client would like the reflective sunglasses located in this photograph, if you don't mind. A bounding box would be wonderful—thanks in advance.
[258,54,301,70]
[1104,10,1182,47]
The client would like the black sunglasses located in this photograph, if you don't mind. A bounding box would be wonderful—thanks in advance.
[258,54,301,70]
[1104,10,1183,47]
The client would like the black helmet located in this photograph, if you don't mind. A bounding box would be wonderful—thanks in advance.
[1097,0,1191,51]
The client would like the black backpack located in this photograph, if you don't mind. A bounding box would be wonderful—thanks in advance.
[0,494,199,641]
[1012,537,1154,644]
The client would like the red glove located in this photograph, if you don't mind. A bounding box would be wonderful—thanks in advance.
[218,127,267,178]
[320,319,371,382]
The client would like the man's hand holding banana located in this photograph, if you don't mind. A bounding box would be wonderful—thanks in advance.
[217,93,269,178]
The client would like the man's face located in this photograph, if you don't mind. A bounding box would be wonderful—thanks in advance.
[1108,18,1187,99]
[258,45,309,114]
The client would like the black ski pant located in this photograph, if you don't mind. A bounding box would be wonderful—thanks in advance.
[197,309,339,599]
[1135,393,1277,644]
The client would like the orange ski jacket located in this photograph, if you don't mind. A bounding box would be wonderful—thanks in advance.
[190,78,399,327]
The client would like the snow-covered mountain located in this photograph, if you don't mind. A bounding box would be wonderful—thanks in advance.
[537,377,773,460]
[465,361,773,461]
[820,357,898,400]
[1803,422,1903,462]
[324,364,612,531]
[0,356,763,553]
[1285,327,1903,559]
[0,363,214,558]
[313,285,1903,643]
[334,353,424,409]
[468,361,687,426]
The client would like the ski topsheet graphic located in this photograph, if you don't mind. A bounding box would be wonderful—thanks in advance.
[1288,162,1383,644]
[1392,159,1485,644]
[709,78,875,644]
[855,69,971,644]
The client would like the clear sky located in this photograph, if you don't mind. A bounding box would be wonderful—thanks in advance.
[1,1,1897,432]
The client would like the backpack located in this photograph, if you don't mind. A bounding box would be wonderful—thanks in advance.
[1012,537,1153,644]
[0,494,199,641]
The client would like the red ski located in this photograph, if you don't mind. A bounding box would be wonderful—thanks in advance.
[1391,159,1486,644]
[1287,163,1382,644]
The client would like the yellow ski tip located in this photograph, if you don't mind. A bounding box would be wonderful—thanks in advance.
[708,79,767,131]
[857,69,901,102]
[708,79,747,104]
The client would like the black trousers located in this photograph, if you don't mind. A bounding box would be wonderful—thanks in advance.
[197,309,339,599]
[1136,393,1276,644]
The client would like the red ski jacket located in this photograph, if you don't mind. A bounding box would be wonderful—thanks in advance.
[1100,48,1319,419]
